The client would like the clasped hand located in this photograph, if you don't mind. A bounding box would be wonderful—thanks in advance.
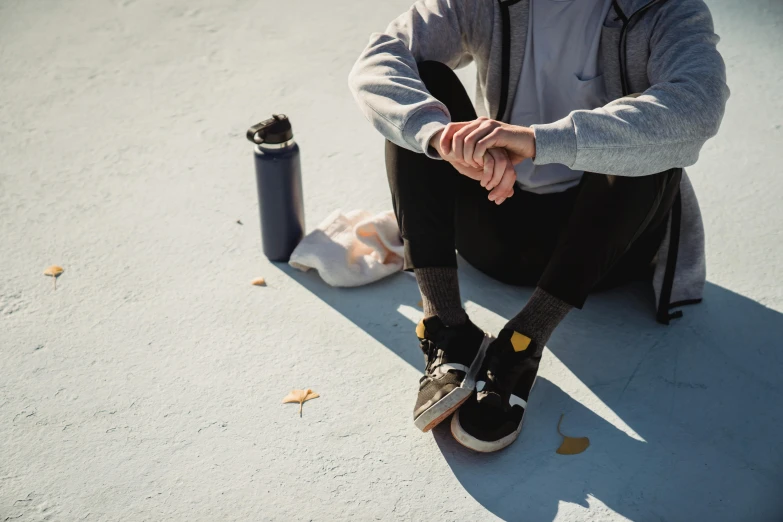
[430,117,536,205]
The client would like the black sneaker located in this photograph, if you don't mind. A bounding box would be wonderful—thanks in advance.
[413,316,491,432]
[451,328,540,452]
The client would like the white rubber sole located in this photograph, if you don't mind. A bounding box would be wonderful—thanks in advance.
[413,334,493,433]
[450,409,524,453]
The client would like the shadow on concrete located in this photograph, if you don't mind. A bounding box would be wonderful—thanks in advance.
[283,260,783,521]
[279,263,425,368]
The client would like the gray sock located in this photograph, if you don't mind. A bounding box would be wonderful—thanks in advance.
[415,267,467,327]
[505,287,572,353]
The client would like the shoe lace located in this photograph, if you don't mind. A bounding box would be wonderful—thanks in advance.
[419,339,438,384]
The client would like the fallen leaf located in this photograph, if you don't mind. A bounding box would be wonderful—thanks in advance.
[556,413,589,455]
[43,265,64,276]
[251,277,266,286]
[282,388,320,416]
[43,265,64,290]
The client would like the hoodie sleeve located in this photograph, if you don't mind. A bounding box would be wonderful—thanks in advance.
[532,0,730,176]
[348,0,484,159]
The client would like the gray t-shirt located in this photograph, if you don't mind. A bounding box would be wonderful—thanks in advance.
[510,0,613,194]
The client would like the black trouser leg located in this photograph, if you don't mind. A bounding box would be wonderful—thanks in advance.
[385,60,478,270]
[538,169,682,308]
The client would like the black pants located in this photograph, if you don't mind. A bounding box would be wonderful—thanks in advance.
[386,61,682,309]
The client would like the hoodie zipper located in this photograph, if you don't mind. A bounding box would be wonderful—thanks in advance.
[612,0,665,96]
[614,0,686,324]
[495,0,524,121]
[609,0,685,324]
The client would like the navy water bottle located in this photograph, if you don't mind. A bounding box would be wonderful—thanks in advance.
[246,115,305,262]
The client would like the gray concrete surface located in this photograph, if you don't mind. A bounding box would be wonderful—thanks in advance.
[1,0,782,520]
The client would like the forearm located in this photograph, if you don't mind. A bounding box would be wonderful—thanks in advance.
[532,85,727,176]
[533,0,729,176]
[348,0,478,158]
[348,34,452,157]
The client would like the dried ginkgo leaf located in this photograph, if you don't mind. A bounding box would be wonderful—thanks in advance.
[556,413,589,455]
[43,265,64,290]
[282,388,320,417]
[43,265,64,277]
[251,277,266,286]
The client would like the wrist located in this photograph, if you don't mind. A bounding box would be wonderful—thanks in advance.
[429,129,444,155]
[530,117,576,167]
[518,126,536,158]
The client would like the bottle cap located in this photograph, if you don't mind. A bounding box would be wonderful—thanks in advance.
[246,114,293,145]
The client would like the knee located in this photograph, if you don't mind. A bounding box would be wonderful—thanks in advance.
[580,170,678,204]
[583,169,680,191]
[417,60,458,92]
[416,61,476,121]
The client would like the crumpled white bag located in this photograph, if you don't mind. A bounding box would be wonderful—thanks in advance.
[288,209,404,287]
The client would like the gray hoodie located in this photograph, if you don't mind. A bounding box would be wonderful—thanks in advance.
[348,0,730,324]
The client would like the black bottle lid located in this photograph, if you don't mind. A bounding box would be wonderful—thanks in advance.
[246,114,294,144]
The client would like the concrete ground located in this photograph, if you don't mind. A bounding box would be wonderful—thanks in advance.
[1,0,782,520]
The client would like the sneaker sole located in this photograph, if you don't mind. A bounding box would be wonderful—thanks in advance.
[413,334,493,433]
[450,409,524,453]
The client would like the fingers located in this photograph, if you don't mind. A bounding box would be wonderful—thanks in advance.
[488,162,517,204]
[440,117,499,168]
[450,159,485,181]
[484,148,507,190]
[439,121,469,158]
[481,152,494,188]
[449,147,515,203]
[494,192,512,205]
[438,118,517,202]
[463,118,497,167]
[451,119,485,168]
[474,127,502,164]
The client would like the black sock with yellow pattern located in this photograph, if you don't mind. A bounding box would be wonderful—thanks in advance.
[505,287,572,355]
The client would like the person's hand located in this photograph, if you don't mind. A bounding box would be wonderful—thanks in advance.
[438,117,536,168]
[430,130,516,204]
